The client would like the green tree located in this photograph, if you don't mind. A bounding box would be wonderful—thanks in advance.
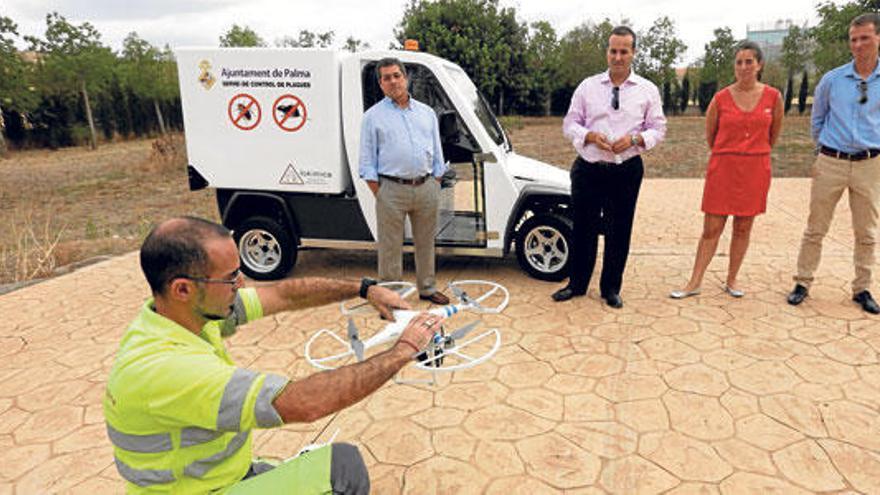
[343,37,371,52]
[701,27,737,88]
[780,24,812,77]
[395,0,530,115]
[760,59,787,94]
[558,19,615,87]
[812,0,879,74]
[219,24,266,47]
[276,30,335,48]
[798,70,809,114]
[698,80,717,114]
[525,20,561,115]
[680,71,690,114]
[555,19,617,112]
[784,74,794,113]
[636,16,687,86]
[0,16,36,156]
[120,33,178,135]
[25,12,115,150]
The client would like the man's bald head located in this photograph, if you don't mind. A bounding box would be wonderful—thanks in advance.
[140,217,232,295]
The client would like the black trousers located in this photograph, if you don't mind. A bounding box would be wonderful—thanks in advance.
[568,155,644,296]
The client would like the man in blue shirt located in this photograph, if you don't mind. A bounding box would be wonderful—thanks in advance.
[359,58,449,305]
[788,13,880,313]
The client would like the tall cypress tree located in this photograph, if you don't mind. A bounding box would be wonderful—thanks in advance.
[798,71,809,115]
[680,74,690,114]
[784,75,794,114]
[663,81,673,114]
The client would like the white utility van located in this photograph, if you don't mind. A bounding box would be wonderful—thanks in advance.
[176,47,573,281]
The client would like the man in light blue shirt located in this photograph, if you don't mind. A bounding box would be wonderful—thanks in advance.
[789,13,880,314]
[359,58,449,304]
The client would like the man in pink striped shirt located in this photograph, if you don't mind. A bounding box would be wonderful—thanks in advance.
[552,26,667,308]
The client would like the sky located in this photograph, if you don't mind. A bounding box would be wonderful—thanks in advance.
[4,0,828,65]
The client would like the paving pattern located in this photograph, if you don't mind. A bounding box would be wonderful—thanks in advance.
[2,178,880,494]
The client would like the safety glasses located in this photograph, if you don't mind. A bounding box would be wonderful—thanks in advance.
[177,269,243,287]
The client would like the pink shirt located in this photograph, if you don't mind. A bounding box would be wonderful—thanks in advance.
[563,71,667,164]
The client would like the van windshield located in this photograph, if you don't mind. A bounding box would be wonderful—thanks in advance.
[444,66,508,150]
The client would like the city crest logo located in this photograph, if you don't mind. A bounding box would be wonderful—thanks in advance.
[198,59,216,90]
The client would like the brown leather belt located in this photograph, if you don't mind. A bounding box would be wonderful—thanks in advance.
[820,146,880,162]
[379,174,431,185]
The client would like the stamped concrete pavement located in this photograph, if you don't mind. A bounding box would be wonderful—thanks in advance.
[1,178,880,494]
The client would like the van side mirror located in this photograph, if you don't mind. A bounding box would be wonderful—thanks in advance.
[438,110,459,142]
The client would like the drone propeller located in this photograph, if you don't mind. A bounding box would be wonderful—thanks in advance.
[448,320,480,341]
[413,326,501,372]
[347,319,365,362]
[449,285,475,306]
[447,280,510,314]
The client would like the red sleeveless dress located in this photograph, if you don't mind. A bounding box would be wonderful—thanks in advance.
[701,85,779,216]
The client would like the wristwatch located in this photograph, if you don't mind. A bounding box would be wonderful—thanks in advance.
[630,134,640,146]
[359,277,377,299]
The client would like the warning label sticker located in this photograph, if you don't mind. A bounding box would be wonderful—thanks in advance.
[280,162,332,186]
[272,94,308,132]
[280,163,304,185]
[227,93,261,131]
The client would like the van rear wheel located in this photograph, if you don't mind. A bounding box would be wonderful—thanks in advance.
[515,214,572,281]
[234,216,297,280]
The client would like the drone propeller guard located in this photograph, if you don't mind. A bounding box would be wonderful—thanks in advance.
[304,279,508,375]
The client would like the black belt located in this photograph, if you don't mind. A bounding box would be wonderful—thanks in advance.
[379,174,430,185]
[820,146,880,162]
[578,155,641,167]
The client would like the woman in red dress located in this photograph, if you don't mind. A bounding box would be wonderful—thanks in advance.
[671,41,783,299]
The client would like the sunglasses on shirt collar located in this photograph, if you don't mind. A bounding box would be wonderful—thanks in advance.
[612,86,620,110]
[859,80,868,105]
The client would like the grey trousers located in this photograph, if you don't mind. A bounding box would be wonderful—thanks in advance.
[375,177,440,296]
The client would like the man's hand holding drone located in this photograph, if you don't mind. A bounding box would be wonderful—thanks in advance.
[364,284,411,321]
[393,312,444,359]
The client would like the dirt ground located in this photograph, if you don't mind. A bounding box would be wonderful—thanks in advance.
[0,115,814,286]
[0,135,217,286]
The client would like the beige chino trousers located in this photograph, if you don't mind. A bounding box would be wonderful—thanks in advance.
[375,177,440,296]
[795,153,880,293]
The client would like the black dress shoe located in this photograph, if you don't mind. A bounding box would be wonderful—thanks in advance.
[419,291,450,305]
[787,284,808,306]
[552,286,585,302]
[853,290,880,314]
[603,293,623,309]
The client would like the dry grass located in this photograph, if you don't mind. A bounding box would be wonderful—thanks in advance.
[0,133,217,286]
[508,115,814,178]
[0,207,67,282]
[0,115,816,286]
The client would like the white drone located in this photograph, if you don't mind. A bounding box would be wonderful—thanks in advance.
[304,280,509,373]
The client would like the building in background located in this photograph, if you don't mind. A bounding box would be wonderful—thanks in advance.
[746,19,808,62]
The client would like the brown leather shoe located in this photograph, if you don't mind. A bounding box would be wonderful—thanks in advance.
[419,291,450,305]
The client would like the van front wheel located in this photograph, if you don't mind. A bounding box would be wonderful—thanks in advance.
[515,214,572,281]
[234,217,297,280]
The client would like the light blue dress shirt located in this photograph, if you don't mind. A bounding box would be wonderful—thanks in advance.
[359,96,447,182]
[811,59,880,153]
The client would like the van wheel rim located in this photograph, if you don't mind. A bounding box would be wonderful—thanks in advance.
[239,229,282,273]
[523,225,567,274]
